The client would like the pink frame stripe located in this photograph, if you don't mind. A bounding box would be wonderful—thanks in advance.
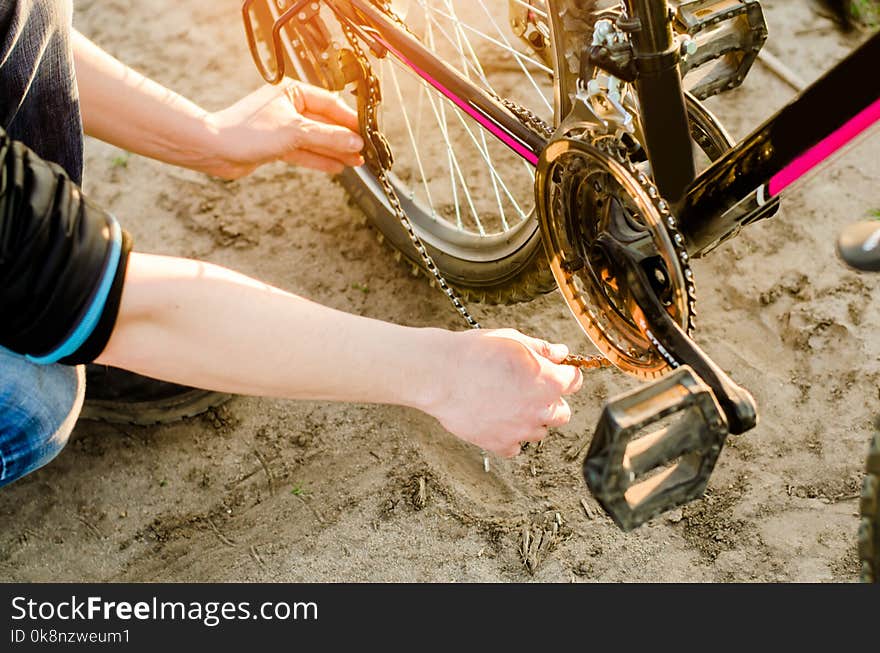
[769,96,880,196]
[375,36,541,166]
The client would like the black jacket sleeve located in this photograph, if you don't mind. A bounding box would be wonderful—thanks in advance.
[0,126,132,365]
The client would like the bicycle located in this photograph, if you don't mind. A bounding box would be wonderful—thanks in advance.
[241,0,880,573]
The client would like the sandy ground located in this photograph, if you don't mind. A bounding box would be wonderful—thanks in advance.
[1,0,879,583]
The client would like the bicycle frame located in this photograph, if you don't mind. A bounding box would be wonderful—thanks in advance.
[243,0,880,259]
[679,30,880,255]
[242,0,880,531]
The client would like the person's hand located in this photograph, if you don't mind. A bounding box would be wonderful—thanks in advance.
[424,329,584,457]
[204,80,365,179]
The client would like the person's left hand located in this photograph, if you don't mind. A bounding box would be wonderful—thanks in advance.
[204,80,365,179]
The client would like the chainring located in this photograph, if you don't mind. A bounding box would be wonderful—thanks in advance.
[536,136,696,379]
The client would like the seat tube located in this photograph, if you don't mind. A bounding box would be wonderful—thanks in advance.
[623,0,695,206]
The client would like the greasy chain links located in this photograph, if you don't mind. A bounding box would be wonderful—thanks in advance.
[592,134,698,339]
[341,21,480,329]
[341,6,611,371]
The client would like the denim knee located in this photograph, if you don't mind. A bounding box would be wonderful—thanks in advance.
[0,347,84,488]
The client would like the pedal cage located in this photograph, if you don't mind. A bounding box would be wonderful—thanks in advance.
[675,0,768,100]
[584,365,730,531]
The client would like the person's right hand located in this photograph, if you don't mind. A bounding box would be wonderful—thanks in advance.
[204,80,364,179]
[424,329,584,457]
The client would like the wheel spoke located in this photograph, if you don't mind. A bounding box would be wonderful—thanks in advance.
[421,72,485,233]
[429,87,485,234]
[372,1,549,237]
[441,0,510,229]
[423,2,553,76]
[416,1,498,91]
[424,15,465,231]
[386,59,437,215]
[474,0,553,113]
[450,107,529,226]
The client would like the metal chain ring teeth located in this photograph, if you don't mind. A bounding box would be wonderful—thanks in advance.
[535,133,697,380]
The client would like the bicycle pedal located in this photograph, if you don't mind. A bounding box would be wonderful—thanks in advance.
[583,365,730,531]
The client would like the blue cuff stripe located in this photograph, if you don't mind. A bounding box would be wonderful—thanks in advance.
[26,217,123,365]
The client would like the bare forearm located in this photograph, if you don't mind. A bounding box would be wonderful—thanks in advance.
[96,253,448,410]
[73,31,364,178]
[72,31,222,172]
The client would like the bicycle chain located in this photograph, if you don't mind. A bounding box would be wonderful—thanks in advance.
[589,134,699,338]
[500,98,554,139]
[342,6,612,370]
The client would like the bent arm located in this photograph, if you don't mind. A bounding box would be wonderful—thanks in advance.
[72,31,364,178]
[96,253,582,457]
[72,30,223,174]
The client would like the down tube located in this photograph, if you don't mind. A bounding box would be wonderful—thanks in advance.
[677,31,880,255]
[336,0,548,166]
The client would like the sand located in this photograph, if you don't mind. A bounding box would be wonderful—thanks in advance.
[1,0,878,582]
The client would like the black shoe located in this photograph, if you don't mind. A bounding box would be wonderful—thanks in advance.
[837,220,880,272]
[81,365,232,426]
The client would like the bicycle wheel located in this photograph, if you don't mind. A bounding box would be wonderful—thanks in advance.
[334,0,562,304]
[860,429,879,582]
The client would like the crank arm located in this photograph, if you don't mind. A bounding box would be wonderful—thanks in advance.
[596,233,757,434]
[582,239,757,530]
[622,256,757,435]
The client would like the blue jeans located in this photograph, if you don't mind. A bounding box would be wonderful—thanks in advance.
[0,348,84,488]
[1,0,84,487]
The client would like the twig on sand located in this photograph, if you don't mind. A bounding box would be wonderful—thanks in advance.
[413,476,428,510]
[519,521,560,574]
[225,467,261,490]
[207,518,236,547]
[757,50,807,92]
[76,515,103,540]
[580,498,596,520]
[254,448,276,496]
[249,545,266,571]
[565,435,591,462]
[109,423,144,447]
[294,494,325,524]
